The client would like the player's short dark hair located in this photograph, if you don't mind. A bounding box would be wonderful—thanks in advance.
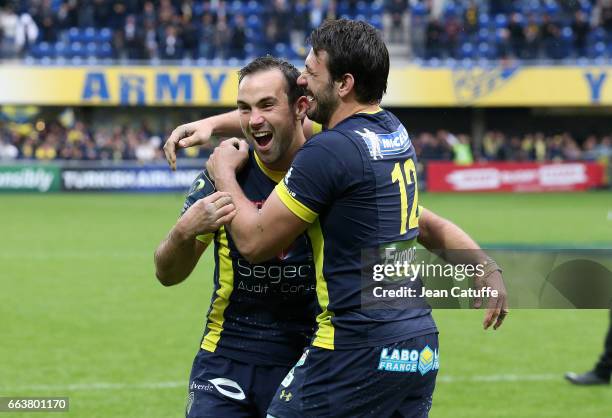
[308,19,389,104]
[238,56,304,106]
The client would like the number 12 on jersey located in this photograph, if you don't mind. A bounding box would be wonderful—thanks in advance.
[391,159,419,235]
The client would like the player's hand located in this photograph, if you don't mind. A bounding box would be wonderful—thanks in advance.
[175,192,236,238]
[472,270,508,330]
[206,138,249,181]
[164,120,214,171]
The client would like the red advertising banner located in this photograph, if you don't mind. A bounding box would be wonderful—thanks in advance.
[427,162,606,192]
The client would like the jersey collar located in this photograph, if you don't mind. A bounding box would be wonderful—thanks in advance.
[254,152,286,183]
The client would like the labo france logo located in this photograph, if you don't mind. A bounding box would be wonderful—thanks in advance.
[378,345,439,375]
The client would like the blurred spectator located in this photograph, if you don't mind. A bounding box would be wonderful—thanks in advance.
[425,17,443,59]
[213,14,230,59]
[572,10,590,58]
[508,13,525,58]
[0,4,19,57]
[229,14,247,60]
[123,14,146,60]
[159,25,183,60]
[386,0,408,43]
[198,13,215,59]
[181,14,199,59]
[0,137,18,160]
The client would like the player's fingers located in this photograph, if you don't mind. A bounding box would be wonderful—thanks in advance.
[213,196,234,210]
[178,134,200,149]
[163,136,179,171]
[238,139,249,153]
[206,191,232,204]
[215,209,237,226]
[214,203,235,220]
[493,309,509,330]
[483,299,502,330]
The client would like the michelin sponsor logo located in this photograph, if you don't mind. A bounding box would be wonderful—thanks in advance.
[0,168,55,192]
[355,126,411,160]
[378,345,439,375]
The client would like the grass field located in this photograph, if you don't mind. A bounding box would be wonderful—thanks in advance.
[1,192,611,417]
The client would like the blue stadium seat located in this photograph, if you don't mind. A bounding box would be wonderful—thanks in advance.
[411,3,428,17]
[98,28,112,43]
[246,15,260,30]
[82,27,96,43]
[230,0,244,15]
[85,42,98,58]
[478,13,490,28]
[459,42,475,59]
[494,14,508,29]
[370,14,383,30]
[54,41,67,58]
[478,28,490,43]
[67,27,80,43]
[371,2,383,15]
[99,43,113,59]
[588,41,606,59]
[356,1,370,17]
[545,1,560,16]
[337,1,351,16]
[246,0,261,15]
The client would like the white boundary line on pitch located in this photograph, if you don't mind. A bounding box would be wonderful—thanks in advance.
[0,374,561,392]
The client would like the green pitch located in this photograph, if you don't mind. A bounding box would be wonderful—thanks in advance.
[1,192,611,417]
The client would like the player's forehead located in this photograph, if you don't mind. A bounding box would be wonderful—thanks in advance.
[304,48,329,74]
[237,68,287,104]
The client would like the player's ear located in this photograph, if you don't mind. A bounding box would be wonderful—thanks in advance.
[295,96,309,121]
[337,73,354,99]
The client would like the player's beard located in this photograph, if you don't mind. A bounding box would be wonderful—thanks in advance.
[307,82,340,127]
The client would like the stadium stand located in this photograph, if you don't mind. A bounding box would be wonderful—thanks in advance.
[1,0,611,62]
[1,116,610,163]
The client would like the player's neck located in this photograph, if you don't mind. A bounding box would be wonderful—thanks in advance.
[326,101,381,129]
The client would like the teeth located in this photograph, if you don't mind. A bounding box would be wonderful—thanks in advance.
[253,132,271,138]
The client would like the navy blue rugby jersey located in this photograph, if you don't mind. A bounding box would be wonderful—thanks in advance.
[275,109,437,350]
[182,150,317,366]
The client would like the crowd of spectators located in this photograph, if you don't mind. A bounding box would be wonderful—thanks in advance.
[0,119,212,162]
[1,117,611,164]
[0,0,379,61]
[412,129,612,164]
[1,0,612,62]
[403,0,612,60]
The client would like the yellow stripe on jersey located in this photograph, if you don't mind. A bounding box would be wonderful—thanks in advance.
[357,107,383,115]
[195,233,214,247]
[254,152,286,183]
[275,181,318,224]
[312,122,322,135]
[201,226,233,352]
[308,219,335,350]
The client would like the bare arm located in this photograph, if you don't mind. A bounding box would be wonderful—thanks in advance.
[154,192,236,285]
[418,207,482,254]
[164,111,318,170]
[154,231,208,286]
[208,139,309,263]
[164,110,242,171]
[417,207,508,330]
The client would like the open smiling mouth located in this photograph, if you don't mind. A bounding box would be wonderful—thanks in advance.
[253,131,273,147]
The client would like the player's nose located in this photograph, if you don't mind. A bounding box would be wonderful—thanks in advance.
[249,111,265,128]
[297,73,307,87]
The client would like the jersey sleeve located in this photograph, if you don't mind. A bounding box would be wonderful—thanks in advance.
[181,170,216,245]
[274,131,355,223]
